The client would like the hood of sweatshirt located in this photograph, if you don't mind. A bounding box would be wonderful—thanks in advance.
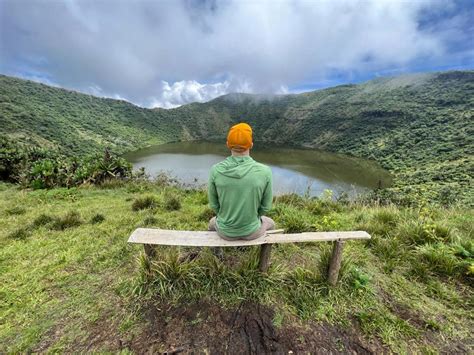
[215,156,256,179]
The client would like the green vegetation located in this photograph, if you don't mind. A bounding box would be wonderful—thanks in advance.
[1,71,473,204]
[0,181,472,352]
[0,137,133,188]
[0,70,472,352]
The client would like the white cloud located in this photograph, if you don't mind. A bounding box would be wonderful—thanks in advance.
[1,0,471,107]
[151,80,232,108]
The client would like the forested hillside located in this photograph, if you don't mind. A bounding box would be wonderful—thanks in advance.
[1,71,472,203]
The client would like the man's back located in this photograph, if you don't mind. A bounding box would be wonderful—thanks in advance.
[208,155,272,237]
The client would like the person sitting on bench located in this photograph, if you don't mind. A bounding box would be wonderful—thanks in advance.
[208,122,275,240]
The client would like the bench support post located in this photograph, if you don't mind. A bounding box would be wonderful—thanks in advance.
[328,240,345,286]
[258,244,272,273]
[144,244,156,260]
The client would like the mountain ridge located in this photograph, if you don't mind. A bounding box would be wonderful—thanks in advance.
[1,70,473,203]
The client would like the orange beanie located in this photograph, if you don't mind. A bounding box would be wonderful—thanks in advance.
[226,123,253,150]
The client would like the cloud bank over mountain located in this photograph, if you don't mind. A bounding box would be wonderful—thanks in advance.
[1,0,473,107]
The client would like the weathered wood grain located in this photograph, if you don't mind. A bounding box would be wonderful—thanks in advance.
[128,228,371,247]
[258,244,273,272]
[328,240,345,286]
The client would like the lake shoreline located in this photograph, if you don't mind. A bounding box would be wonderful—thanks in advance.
[123,141,392,198]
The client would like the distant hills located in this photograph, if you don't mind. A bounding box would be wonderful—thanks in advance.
[1,71,473,203]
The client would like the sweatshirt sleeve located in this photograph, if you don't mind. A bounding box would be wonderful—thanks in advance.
[208,168,220,214]
[258,168,273,216]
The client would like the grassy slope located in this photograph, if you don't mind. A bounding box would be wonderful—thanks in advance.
[1,71,473,352]
[1,71,473,203]
[0,181,472,353]
[0,76,181,155]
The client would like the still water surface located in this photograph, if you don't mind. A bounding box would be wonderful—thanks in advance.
[124,142,392,197]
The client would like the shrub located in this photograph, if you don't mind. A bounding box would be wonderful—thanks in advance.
[90,213,105,224]
[32,214,54,227]
[164,194,181,211]
[132,196,158,211]
[51,211,83,230]
[0,143,133,189]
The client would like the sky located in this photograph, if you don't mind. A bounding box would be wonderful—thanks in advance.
[1,0,473,108]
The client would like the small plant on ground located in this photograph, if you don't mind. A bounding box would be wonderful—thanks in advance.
[32,214,54,227]
[164,194,181,211]
[90,213,105,224]
[272,311,284,328]
[6,206,26,215]
[132,195,158,211]
[350,268,371,291]
[51,211,83,230]
[143,216,158,226]
[198,207,215,222]
[8,227,31,240]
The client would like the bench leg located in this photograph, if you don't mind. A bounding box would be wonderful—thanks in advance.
[328,240,345,286]
[258,244,272,273]
[144,244,156,260]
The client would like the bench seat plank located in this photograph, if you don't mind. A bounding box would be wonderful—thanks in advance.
[128,228,371,247]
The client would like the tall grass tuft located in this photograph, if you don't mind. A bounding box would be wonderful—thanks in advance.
[90,213,105,224]
[51,211,83,230]
[277,205,311,233]
[275,193,306,207]
[373,207,399,226]
[143,216,158,226]
[411,243,467,278]
[149,249,202,301]
[132,195,158,211]
[6,206,26,216]
[397,220,452,245]
[8,227,31,240]
[198,207,215,222]
[164,194,181,211]
[32,214,54,227]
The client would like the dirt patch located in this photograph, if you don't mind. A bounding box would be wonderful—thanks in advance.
[36,298,472,353]
[127,301,387,354]
[377,288,473,354]
[378,288,428,329]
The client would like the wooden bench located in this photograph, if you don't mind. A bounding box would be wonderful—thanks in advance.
[128,228,371,285]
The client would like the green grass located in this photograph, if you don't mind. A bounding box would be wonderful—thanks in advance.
[1,181,472,352]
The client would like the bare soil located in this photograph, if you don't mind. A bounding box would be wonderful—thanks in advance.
[126,301,387,354]
[53,299,473,354]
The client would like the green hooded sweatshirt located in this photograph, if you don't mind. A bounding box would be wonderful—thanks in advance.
[208,156,273,237]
